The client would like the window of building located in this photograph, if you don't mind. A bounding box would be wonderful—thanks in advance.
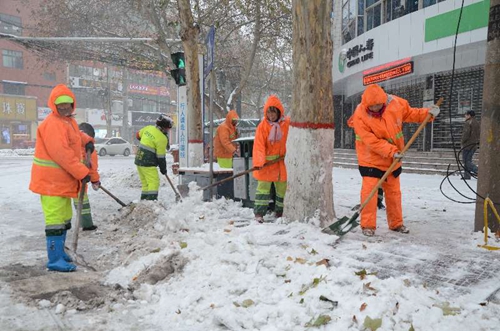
[43,72,56,81]
[0,13,22,36]
[2,82,25,95]
[2,50,23,69]
[342,0,357,43]
[406,0,419,13]
[366,1,382,32]
[357,0,364,36]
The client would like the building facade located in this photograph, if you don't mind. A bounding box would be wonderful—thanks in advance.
[332,0,488,150]
[0,0,66,148]
[1,0,177,148]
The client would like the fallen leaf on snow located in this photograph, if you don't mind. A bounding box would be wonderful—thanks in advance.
[363,316,382,331]
[305,315,331,327]
[360,303,367,311]
[228,220,234,225]
[315,259,329,266]
[362,244,367,250]
[179,242,188,249]
[241,299,254,308]
[352,315,358,324]
[223,229,232,233]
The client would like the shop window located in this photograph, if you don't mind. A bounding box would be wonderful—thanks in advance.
[43,72,56,81]
[2,82,25,95]
[1,125,11,145]
[366,3,381,32]
[2,49,23,69]
[0,13,22,36]
[342,0,357,44]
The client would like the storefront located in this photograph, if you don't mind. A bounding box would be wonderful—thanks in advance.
[0,94,37,149]
[332,0,489,150]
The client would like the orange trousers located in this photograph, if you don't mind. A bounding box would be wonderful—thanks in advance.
[360,175,403,230]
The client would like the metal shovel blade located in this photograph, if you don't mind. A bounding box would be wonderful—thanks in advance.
[322,212,360,236]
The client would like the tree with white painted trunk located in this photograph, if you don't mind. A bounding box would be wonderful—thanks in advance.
[284,0,335,227]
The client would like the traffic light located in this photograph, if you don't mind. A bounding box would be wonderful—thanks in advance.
[170,52,186,86]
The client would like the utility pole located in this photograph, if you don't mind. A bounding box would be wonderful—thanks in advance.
[122,68,129,140]
[106,66,112,138]
[474,0,500,232]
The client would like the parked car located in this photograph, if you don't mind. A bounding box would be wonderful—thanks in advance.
[94,137,132,156]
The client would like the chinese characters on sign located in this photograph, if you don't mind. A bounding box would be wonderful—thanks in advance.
[3,102,12,115]
[16,103,25,115]
[179,109,186,159]
[363,61,414,86]
[346,38,374,68]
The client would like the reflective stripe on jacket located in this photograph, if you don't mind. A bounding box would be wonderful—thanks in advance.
[134,125,168,167]
[29,84,90,198]
[252,95,290,182]
[352,94,431,171]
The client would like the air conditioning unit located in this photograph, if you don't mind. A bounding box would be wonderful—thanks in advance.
[69,77,80,88]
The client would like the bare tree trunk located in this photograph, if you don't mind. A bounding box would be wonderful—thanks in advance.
[177,0,203,166]
[475,0,500,233]
[284,0,335,227]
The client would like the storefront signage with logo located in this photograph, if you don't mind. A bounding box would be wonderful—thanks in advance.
[346,38,374,69]
[37,107,52,120]
[128,84,170,97]
[363,61,414,85]
[87,109,123,127]
[0,95,36,121]
[131,111,162,126]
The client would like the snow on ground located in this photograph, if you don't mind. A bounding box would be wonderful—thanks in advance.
[0,154,499,331]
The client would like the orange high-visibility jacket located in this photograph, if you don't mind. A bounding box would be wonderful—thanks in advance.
[252,95,290,182]
[30,84,90,198]
[352,94,431,172]
[214,110,239,159]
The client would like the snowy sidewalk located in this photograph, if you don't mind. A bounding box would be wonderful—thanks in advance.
[0,156,499,331]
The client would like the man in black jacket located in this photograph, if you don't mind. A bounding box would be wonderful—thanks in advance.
[461,110,480,180]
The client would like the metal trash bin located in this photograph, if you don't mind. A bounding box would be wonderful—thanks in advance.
[233,137,258,208]
[233,136,277,210]
[178,168,233,201]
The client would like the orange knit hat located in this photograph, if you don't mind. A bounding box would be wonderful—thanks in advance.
[362,84,387,106]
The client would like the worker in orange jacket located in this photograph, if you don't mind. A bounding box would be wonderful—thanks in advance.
[213,110,239,168]
[347,115,385,210]
[74,122,101,231]
[351,84,440,237]
[252,95,290,223]
[30,84,93,272]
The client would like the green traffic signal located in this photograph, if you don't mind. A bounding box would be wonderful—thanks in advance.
[171,52,186,86]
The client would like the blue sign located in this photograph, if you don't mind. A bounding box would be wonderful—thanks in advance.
[204,26,215,78]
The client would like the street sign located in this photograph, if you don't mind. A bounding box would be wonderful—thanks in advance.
[204,26,215,78]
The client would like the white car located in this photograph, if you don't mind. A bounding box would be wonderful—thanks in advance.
[95,137,132,156]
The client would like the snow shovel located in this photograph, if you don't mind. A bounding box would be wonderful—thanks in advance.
[66,150,96,271]
[164,173,183,203]
[323,98,444,236]
[72,151,91,253]
[200,156,285,192]
[99,185,128,207]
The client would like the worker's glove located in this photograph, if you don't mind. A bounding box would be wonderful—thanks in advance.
[91,181,101,191]
[429,105,440,117]
[85,141,95,154]
[81,175,91,184]
[393,152,404,160]
[160,167,167,175]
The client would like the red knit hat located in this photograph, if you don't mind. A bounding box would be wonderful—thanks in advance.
[362,84,387,106]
